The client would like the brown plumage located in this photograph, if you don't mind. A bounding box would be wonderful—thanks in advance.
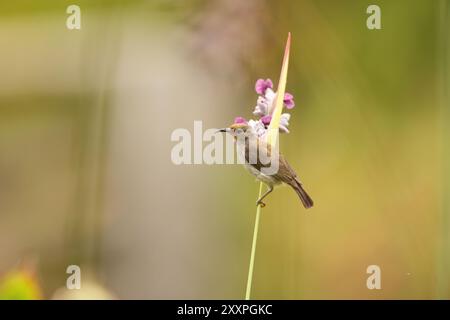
[242,136,314,209]
[220,123,314,208]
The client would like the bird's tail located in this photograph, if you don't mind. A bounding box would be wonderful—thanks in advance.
[293,179,314,209]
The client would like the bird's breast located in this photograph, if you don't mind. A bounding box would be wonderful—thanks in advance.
[243,163,279,186]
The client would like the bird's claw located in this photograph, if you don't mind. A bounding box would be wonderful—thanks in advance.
[256,200,266,208]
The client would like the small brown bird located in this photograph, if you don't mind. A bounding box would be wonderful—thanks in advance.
[219,122,313,209]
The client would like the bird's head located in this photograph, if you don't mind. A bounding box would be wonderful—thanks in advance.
[217,122,251,137]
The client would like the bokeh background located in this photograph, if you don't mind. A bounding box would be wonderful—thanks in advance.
[0,0,449,299]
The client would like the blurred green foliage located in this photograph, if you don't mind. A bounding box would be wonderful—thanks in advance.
[0,270,42,300]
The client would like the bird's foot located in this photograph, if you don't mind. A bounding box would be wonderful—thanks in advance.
[256,200,266,208]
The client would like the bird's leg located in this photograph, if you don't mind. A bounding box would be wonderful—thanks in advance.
[256,185,274,207]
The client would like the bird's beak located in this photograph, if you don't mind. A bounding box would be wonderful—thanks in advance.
[217,128,228,133]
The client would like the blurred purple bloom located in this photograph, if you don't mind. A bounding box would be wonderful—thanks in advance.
[255,78,273,95]
[284,93,295,109]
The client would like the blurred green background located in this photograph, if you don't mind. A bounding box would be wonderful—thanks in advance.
[0,0,448,299]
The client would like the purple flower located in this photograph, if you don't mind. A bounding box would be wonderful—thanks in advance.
[284,92,295,109]
[233,78,295,137]
[234,116,247,124]
[254,97,270,117]
[261,115,272,126]
[259,114,291,133]
[255,78,273,95]
[279,113,291,133]
[248,120,267,138]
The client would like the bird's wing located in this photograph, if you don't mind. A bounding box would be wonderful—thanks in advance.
[244,138,273,171]
[273,153,299,186]
[244,139,298,185]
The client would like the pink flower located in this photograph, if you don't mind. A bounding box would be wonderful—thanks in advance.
[284,92,295,109]
[260,115,272,126]
[234,116,247,124]
[255,78,273,95]
[231,78,294,136]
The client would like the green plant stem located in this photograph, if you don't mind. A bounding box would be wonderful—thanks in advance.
[245,183,263,300]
